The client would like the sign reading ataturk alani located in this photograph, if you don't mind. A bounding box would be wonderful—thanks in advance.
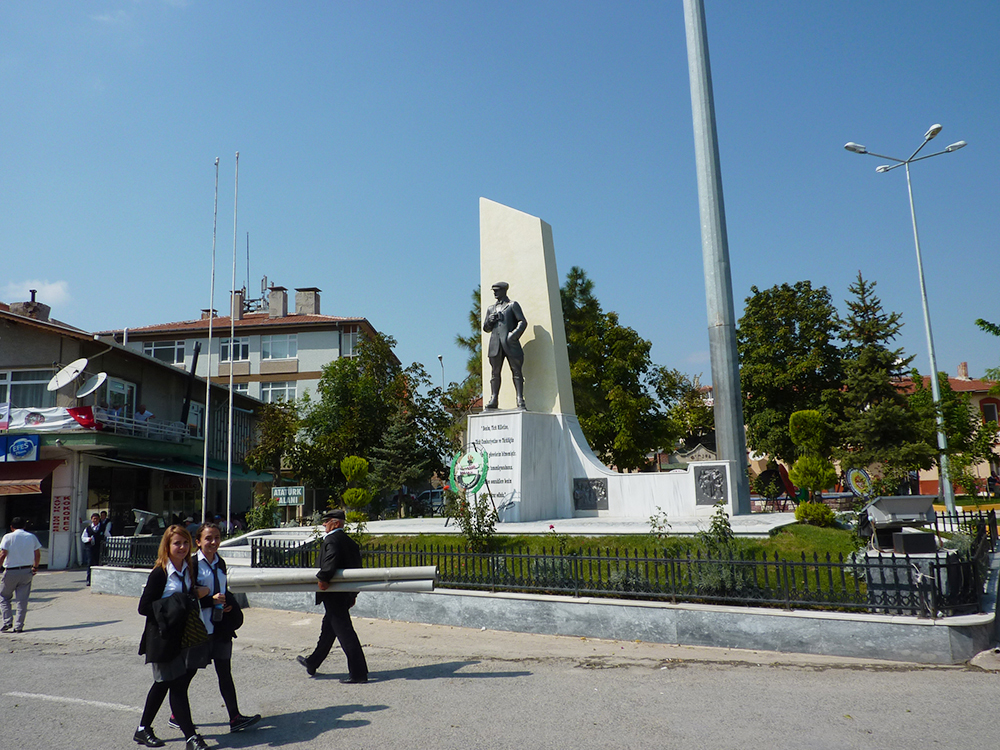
[450,450,489,494]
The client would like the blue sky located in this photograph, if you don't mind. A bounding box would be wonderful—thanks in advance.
[2,1,998,391]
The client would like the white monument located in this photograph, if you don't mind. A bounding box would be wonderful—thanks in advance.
[470,198,734,522]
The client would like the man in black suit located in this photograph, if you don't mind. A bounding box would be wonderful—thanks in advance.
[483,281,527,410]
[297,509,369,683]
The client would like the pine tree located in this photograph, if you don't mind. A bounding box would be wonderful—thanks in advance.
[834,272,933,490]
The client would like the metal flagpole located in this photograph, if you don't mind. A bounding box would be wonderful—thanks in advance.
[227,152,239,531]
[202,157,220,524]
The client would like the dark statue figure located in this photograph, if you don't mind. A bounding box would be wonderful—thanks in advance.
[483,281,527,409]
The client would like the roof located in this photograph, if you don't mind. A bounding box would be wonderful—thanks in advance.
[97,311,376,337]
[896,374,997,395]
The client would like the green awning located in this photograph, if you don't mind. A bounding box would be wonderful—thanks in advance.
[97,456,272,483]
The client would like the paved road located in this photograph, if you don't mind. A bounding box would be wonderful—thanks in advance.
[1,571,997,750]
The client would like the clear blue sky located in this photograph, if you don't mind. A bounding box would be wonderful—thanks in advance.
[2,1,998,391]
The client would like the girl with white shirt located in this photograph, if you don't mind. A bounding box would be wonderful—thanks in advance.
[133,525,211,750]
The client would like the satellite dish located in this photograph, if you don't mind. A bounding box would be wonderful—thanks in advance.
[76,371,108,398]
[47,358,89,391]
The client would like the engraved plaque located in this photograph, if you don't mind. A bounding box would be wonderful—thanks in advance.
[694,465,728,506]
[573,478,609,511]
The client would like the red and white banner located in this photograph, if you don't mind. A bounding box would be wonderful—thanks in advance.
[4,406,95,432]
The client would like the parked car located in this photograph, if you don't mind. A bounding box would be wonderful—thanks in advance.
[416,489,446,515]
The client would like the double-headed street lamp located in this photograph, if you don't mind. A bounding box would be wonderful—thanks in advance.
[844,124,966,513]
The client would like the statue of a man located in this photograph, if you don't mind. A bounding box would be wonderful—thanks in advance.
[483,281,527,409]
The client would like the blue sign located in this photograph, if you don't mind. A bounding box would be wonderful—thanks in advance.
[2,434,40,462]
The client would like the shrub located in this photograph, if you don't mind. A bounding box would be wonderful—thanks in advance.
[795,501,836,527]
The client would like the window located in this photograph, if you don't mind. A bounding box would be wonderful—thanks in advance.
[142,340,185,365]
[1,370,58,408]
[341,326,361,358]
[232,383,249,394]
[220,337,250,362]
[262,333,297,360]
[261,381,296,403]
[982,402,999,426]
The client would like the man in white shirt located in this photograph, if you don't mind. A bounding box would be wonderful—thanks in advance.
[1,517,42,633]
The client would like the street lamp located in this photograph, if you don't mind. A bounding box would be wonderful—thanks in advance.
[437,355,444,391]
[844,124,966,513]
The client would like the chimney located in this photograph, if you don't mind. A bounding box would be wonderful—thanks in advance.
[230,290,244,321]
[295,287,321,316]
[200,308,217,321]
[269,286,288,318]
[957,362,970,380]
[9,289,51,321]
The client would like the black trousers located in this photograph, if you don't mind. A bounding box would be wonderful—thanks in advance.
[306,599,368,679]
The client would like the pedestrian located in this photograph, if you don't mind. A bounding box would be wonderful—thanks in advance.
[99,510,113,537]
[167,523,260,733]
[1,517,41,633]
[81,512,103,585]
[133,525,211,750]
[296,509,369,682]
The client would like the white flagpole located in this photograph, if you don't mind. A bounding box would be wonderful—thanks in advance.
[201,157,220,524]
[227,151,239,531]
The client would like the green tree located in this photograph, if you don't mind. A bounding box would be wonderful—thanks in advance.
[834,273,932,492]
[655,368,714,451]
[244,400,300,484]
[299,332,407,486]
[909,371,999,495]
[737,281,843,464]
[370,404,431,517]
[560,267,668,471]
[787,410,837,500]
[975,318,1000,384]
[340,456,372,536]
[441,285,484,451]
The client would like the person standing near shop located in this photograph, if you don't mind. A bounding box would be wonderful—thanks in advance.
[1,517,42,633]
[81,512,103,586]
[296,509,369,682]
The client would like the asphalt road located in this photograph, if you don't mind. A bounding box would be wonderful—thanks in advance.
[1,571,997,750]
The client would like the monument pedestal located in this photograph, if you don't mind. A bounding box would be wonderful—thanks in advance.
[468,410,734,523]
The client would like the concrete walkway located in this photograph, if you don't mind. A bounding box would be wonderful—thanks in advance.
[363,511,797,538]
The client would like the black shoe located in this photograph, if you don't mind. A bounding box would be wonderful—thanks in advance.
[296,655,316,676]
[340,676,368,684]
[185,735,209,750]
[168,716,179,729]
[0,624,11,633]
[133,727,166,748]
[229,713,261,732]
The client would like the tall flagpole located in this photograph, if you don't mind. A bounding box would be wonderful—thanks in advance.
[201,157,220,524]
[227,152,239,530]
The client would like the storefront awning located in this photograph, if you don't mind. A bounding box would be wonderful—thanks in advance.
[96,456,272,484]
[0,459,65,496]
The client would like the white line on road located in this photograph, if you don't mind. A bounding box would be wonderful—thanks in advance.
[4,692,141,713]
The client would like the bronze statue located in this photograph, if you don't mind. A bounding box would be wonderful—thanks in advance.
[483,281,527,409]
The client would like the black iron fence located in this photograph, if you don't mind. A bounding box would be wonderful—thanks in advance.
[98,509,996,619]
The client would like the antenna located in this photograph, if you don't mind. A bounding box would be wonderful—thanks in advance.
[76,371,108,398]
[47,358,88,391]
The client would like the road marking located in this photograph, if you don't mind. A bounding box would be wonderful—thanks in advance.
[4,692,141,713]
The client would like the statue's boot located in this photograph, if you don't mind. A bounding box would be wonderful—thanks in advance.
[485,378,501,409]
[513,376,526,410]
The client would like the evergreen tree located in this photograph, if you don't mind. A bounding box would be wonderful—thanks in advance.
[560,267,668,471]
[737,281,843,464]
[834,273,933,490]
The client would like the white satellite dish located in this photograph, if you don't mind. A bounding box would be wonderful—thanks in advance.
[47,358,89,391]
[76,371,108,398]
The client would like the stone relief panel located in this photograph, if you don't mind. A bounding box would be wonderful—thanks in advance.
[573,478,609,511]
[694,465,728,506]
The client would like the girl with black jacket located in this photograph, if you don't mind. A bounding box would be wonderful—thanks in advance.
[132,525,211,750]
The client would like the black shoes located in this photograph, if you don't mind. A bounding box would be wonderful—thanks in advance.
[296,655,316,676]
[133,727,166,748]
[340,676,369,684]
[0,624,11,632]
[167,716,180,729]
[185,735,209,750]
[229,714,261,733]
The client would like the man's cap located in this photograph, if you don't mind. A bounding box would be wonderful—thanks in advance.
[491,281,509,291]
[185,516,194,523]
[321,509,346,522]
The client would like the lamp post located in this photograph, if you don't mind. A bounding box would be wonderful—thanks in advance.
[437,355,444,391]
[844,124,966,513]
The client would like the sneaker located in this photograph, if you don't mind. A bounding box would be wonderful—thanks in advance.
[229,713,261,732]
[168,716,180,730]
[0,624,11,633]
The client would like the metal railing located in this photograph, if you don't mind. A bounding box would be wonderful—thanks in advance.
[96,509,995,619]
[95,412,188,442]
